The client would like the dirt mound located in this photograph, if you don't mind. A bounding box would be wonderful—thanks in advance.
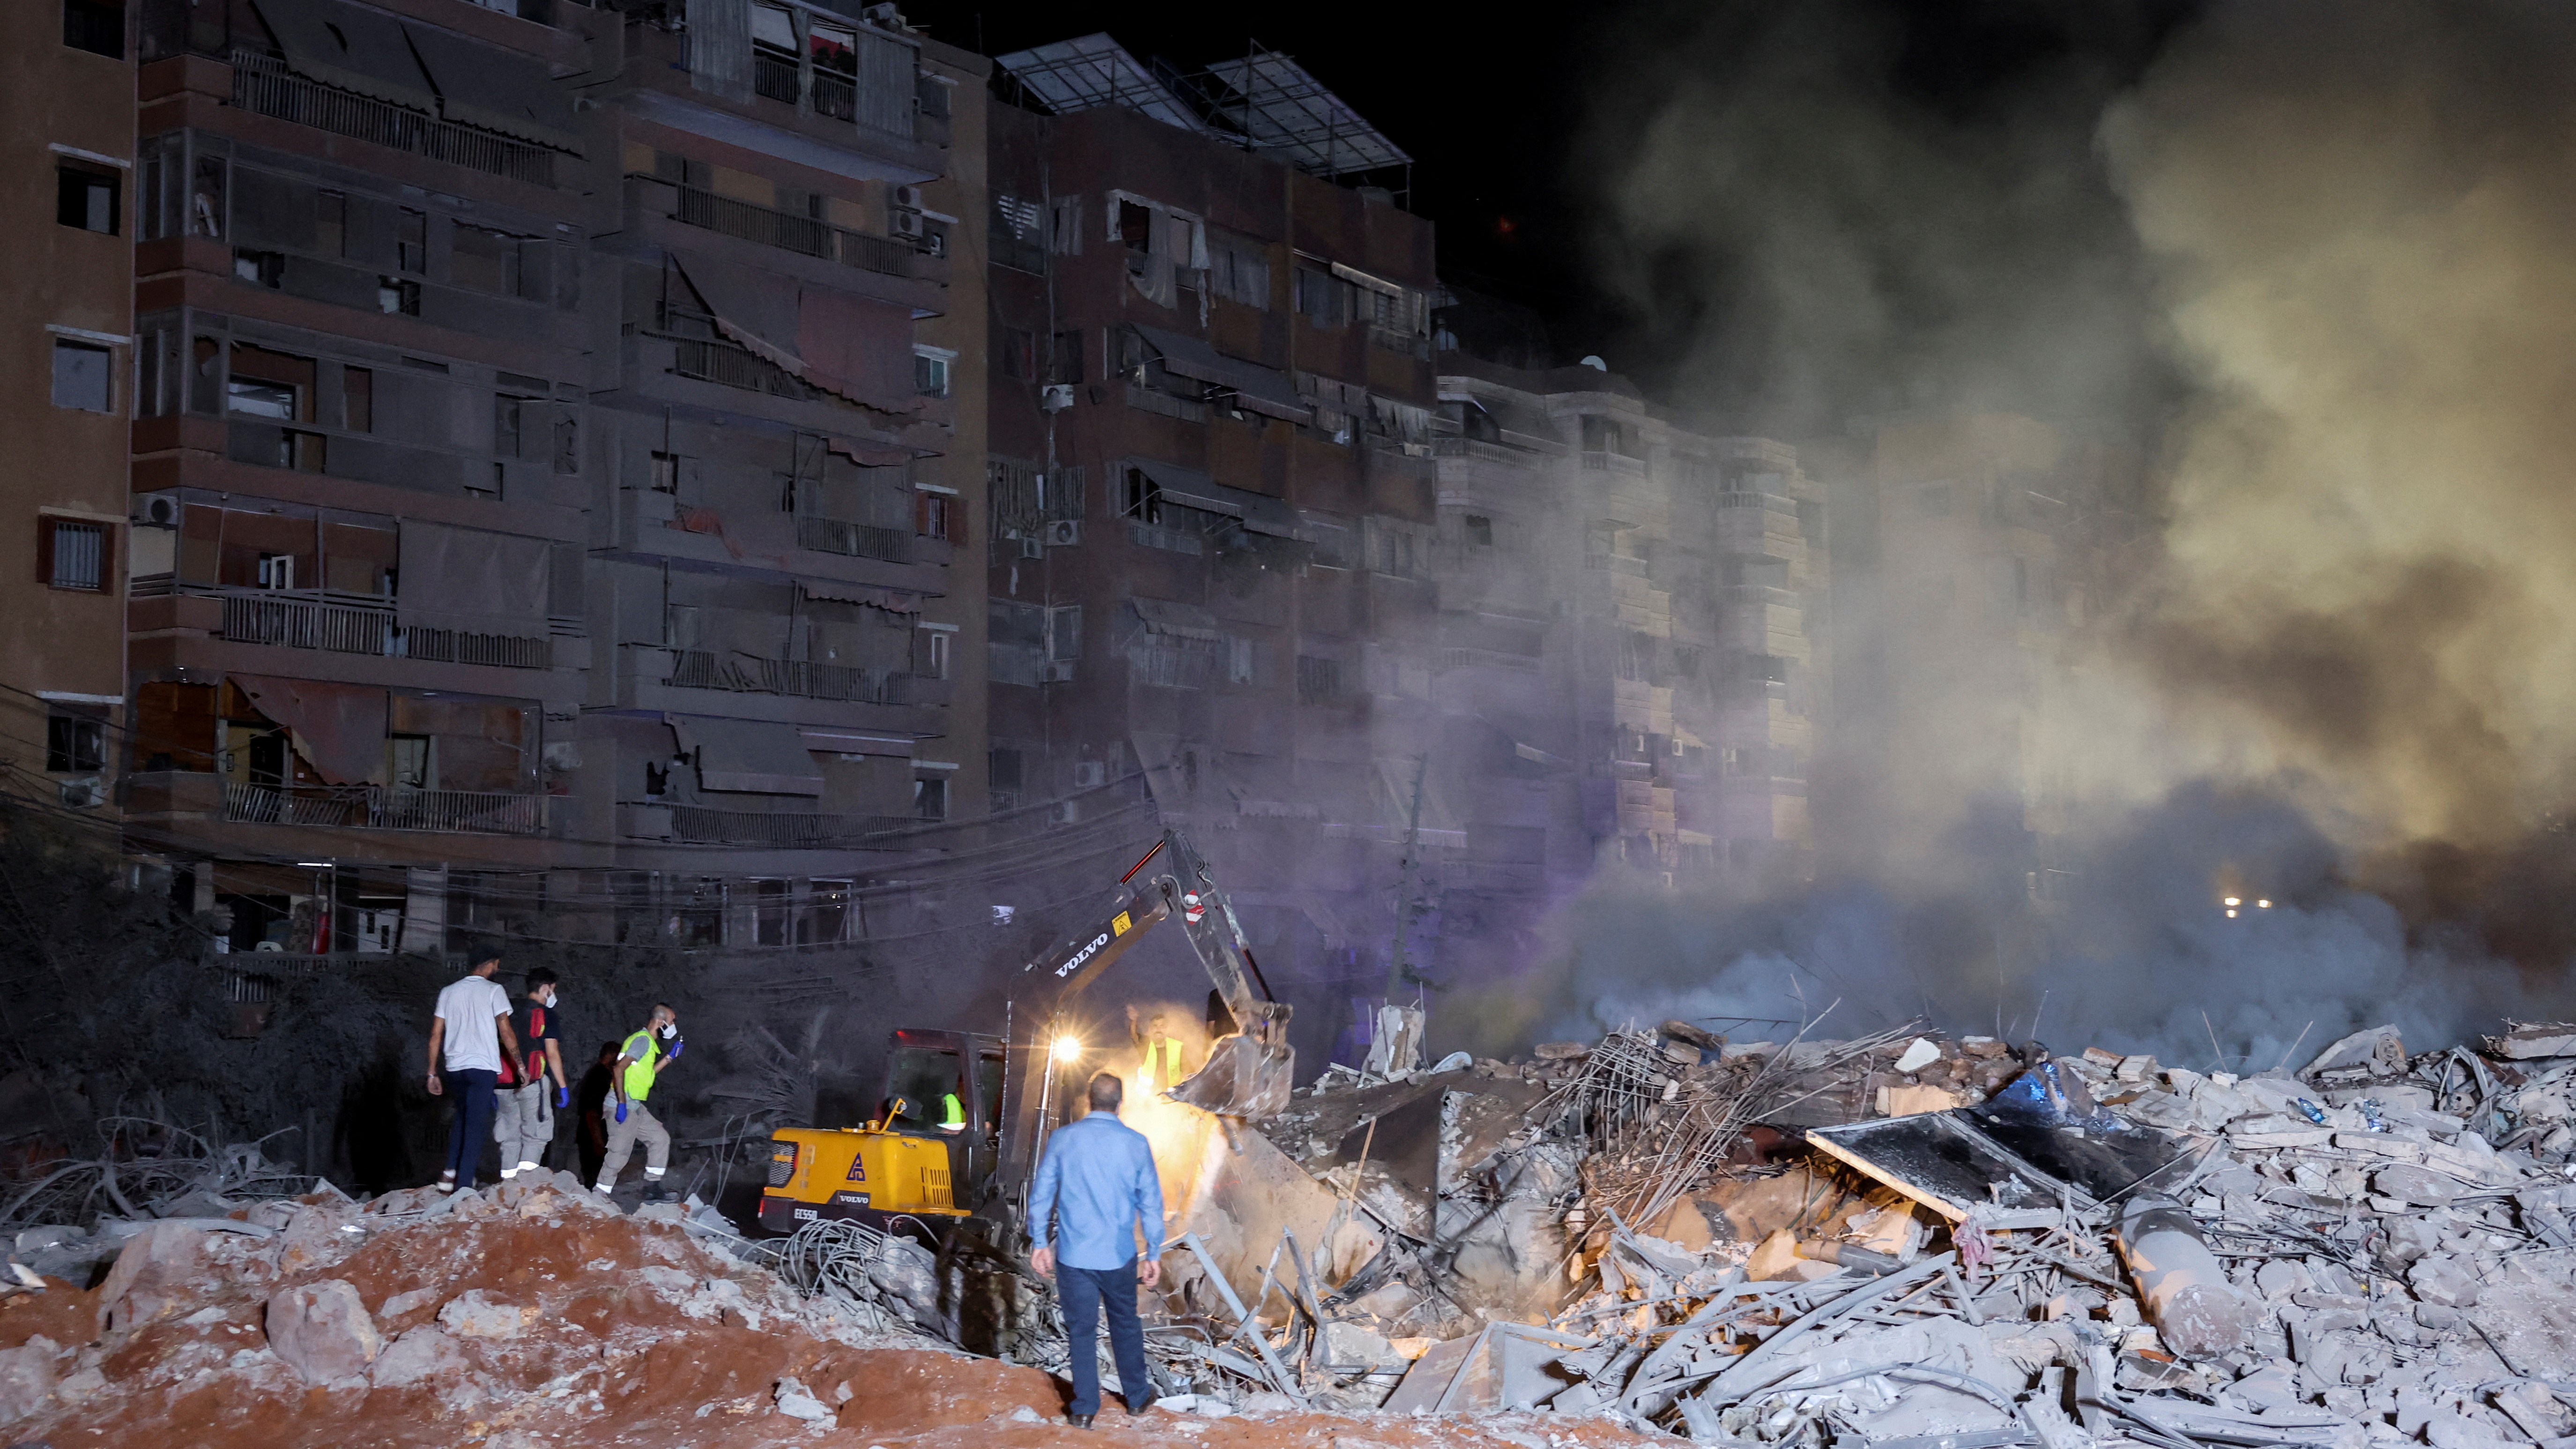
[0,1182,1661,1449]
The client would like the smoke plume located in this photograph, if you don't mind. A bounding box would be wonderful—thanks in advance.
[1487,0,2576,1064]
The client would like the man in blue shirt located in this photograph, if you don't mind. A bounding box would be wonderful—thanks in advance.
[1028,1070,1165,1427]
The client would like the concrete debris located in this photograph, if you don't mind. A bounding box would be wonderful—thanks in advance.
[263,1279,382,1384]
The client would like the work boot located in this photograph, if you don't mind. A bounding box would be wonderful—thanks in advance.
[1066,1412,1094,1429]
[640,1183,672,1205]
[1125,1392,1158,1416]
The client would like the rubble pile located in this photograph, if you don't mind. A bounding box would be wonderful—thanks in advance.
[1231,1018,2576,1446]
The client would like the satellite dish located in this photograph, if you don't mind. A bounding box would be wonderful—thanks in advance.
[1579,355,1608,372]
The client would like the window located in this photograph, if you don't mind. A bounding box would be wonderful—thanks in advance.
[1001,327,1035,380]
[1049,605,1081,661]
[554,407,578,475]
[1227,636,1255,685]
[1581,415,1633,457]
[1050,329,1084,385]
[452,225,522,295]
[51,341,112,413]
[56,166,118,234]
[494,396,526,458]
[914,349,952,398]
[192,154,226,238]
[916,492,952,538]
[396,208,426,273]
[651,451,683,492]
[919,629,951,679]
[256,553,295,589]
[226,344,314,421]
[913,775,948,821]
[63,0,123,58]
[1296,655,1342,705]
[1210,236,1269,308]
[315,190,346,257]
[1048,195,1084,254]
[233,249,283,288]
[387,735,431,789]
[1464,514,1493,547]
[1294,267,1351,327]
[44,520,108,591]
[988,748,1022,792]
[343,366,372,432]
[378,277,420,315]
[46,714,105,774]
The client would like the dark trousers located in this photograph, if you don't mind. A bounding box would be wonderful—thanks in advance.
[440,1067,498,1188]
[1056,1259,1151,1417]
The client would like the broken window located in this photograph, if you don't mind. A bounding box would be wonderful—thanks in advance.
[47,713,106,773]
[912,775,947,821]
[51,341,112,413]
[192,153,225,238]
[233,248,282,288]
[1294,266,1351,327]
[1209,232,1269,308]
[1464,514,1493,547]
[378,276,421,315]
[452,225,522,295]
[57,164,118,234]
[44,519,108,591]
[226,344,313,421]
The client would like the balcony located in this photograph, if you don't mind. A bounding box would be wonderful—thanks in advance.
[230,52,560,187]
[663,182,920,279]
[168,585,559,671]
[222,781,548,834]
[794,515,910,563]
[664,649,922,705]
[667,805,919,846]
[1581,450,1648,478]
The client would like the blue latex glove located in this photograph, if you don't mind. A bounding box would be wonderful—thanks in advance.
[556,1085,571,1110]
[615,1101,628,1124]
[664,1038,684,1062]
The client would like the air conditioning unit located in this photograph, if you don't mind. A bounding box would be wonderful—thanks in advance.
[1072,760,1106,788]
[58,778,101,809]
[1039,383,1075,413]
[1052,800,1082,824]
[890,209,924,239]
[134,494,179,527]
[1043,520,1081,547]
[891,185,923,211]
[1019,536,1045,559]
[1039,661,1076,684]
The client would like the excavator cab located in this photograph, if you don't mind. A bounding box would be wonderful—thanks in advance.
[759,1029,1006,1234]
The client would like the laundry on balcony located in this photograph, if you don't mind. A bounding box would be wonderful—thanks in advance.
[668,715,826,795]
[227,675,389,786]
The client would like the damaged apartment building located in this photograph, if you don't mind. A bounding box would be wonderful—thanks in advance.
[90,0,984,954]
[976,37,1832,1061]
[979,35,1448,1057]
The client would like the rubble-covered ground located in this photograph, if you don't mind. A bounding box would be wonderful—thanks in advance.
[14,1015,2576,1447]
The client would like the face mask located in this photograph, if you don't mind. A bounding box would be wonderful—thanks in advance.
[543,991,560,1007]
[658,1023,676,1040]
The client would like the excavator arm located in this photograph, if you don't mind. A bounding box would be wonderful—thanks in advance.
[991,829,1294,1229]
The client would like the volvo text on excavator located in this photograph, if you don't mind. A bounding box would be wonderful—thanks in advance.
[758,829,1292,1240]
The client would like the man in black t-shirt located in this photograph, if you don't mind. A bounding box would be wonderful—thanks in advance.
[575,1041,620,1186]
[495,967,568,1180]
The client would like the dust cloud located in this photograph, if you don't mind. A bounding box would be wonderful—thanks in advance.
[1481,0,2576,1064]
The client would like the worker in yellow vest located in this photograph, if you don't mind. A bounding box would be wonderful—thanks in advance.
[1128,1006,1188,1096]
[595,1002,682,1203]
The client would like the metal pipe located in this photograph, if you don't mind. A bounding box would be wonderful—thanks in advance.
[2115,1195,2249,1359]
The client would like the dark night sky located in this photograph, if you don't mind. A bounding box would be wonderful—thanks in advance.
[901,1,2201,398]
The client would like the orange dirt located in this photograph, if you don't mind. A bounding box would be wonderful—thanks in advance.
[9,1196,1669,1449]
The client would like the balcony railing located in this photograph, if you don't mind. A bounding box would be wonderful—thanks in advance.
[670,336,836,405]
[1369,325,1431,360]
[1581,450,1648,477]
[794,514,910,563]
[213,588,554,670]
[668,805,918,846]
[230,52,557,187]
[223,781,547,834]
[753,50,802,104]
[667,182,917,278]
[664,649,913,705]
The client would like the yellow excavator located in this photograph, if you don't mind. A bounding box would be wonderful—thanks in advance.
[758,829,1293,1240]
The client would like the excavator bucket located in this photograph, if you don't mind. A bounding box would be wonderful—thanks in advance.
[1166,1030,1295,1119]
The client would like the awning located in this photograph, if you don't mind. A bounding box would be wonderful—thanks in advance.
[827,436,914,468]
[1375,758,1465,834]
[671,254,805,378]
[231,674,388,787]
[799,580,921,613]
[798,289,921,415]
[1124,458,1305,541]
[798,727,913,758]
[1329,260,1407,297]
[252,0,440,114]
[1130,597,1222,641]
[401,20,584,153]
[668,715,824,796]
[1131,325,1311,424]
[396,522,550,636]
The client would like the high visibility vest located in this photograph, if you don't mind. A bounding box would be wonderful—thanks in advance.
[1139,1035,1184,1092]
[621,1030,659,1102]
[940,1092,964,1132]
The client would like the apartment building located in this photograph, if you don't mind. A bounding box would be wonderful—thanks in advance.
[113,0,976,955]
[1426,355,1832,940]
[4,0,137,830]
[981,37,1446,1053]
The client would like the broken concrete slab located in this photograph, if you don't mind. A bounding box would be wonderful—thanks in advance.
[265,1279,383,1384]
[2485,1022,2576,1060]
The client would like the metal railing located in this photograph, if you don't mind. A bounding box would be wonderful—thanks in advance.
[753,50,802,104]
[1369,325,1431,359]
[667,183,915,278]
[671,336,831,404]
[230,52,557,187]
[223,781,547,834]
[794,515,910,562]
[668,805,918,845]
[214,589,552,669]
[664,649,909,704]
[812,72,857,121]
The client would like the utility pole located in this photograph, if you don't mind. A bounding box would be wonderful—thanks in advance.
[1385,754,1428,1003]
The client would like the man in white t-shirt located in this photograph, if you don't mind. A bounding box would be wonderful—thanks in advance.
[426,953,519,1193]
